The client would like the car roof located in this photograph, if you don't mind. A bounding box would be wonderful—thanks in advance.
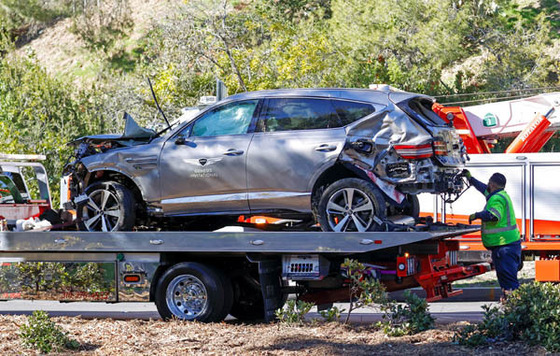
[223,88,432,105]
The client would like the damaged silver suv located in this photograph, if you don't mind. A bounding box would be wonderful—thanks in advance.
[63,88,466,232]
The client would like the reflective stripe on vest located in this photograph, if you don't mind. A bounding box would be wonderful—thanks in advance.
[488,207,502,221]
[483,224,517,234]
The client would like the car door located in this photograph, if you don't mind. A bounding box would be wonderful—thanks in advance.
[158,99,259,215]
[246,98,347,213]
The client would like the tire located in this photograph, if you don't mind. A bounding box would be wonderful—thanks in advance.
[317,178,386,232]
[155,262,233,322]
[387,194,420,218]
[77,181,136,232]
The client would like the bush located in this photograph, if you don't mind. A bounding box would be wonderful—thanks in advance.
[455,282,560,352]
[318,306,345,322]
[19,310,79,353]
[0,53,105,206]
[341,258,388,323]
[381,291,435,336]
[275,300,315,325]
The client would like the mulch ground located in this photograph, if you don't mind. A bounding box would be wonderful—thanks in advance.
[0,315,546,355]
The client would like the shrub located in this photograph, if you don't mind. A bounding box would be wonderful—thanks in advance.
[341,258,388,323]
[19,310,79,353]
[318,306,345,322]
[0,53,105,206]
[381,291,435,336]
[275,300,315,325]
[455,282,560,352]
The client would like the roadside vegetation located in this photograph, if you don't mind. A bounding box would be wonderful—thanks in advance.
[273,267,560,353]
[19,310,80,353]
[1,0,559,198]
[456,282,560,352]
[276,259,435,337]
[12,282,560,354]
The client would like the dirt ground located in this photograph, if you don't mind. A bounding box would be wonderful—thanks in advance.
[0,315,546,355]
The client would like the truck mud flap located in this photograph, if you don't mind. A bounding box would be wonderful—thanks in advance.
[257,259,283,322]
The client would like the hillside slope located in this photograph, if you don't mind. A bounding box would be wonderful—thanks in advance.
[16,0,177,84]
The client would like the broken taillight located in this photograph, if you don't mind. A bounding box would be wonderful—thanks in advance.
[393,143,433,159]
[432,140,448,155]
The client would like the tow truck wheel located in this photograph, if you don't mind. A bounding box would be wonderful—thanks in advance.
[155,262,233,322]
[317,178,386,232]
[77,181,135,232]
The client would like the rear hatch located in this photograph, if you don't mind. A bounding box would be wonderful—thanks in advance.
[394,96,465,167]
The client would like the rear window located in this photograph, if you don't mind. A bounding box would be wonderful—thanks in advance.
[332,100,375,125]
[401,99,447,126]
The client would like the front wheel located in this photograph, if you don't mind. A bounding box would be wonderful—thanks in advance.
[317,178,386,232]
[77,181,136,232]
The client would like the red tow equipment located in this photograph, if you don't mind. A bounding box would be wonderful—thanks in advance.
[432,103,491,154]
[505,108,556,153]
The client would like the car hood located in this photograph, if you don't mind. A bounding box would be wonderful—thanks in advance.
[69,112,156,147]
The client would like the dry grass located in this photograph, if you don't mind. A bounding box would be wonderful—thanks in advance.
[0,315,546,355]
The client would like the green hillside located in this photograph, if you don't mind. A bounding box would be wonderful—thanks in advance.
[1,0,559,199]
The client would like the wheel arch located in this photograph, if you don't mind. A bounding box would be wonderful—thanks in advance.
[84,168,145,207]
[310,163,360,212]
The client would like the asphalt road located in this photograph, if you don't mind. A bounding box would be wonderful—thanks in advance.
[0,300,495,324]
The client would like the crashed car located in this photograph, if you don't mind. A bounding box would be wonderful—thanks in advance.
[63,87,467,232]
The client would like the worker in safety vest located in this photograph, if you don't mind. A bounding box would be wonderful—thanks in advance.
[463,170,522,295]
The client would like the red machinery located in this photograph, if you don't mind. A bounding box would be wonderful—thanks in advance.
[433,93,560,281]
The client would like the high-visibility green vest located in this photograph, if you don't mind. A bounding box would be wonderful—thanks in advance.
[481,190,520,248]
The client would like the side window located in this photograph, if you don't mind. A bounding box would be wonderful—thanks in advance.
[257,98,341,132]
[332,100,375,126]
[190,100,258,137]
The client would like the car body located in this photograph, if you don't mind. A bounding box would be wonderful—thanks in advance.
[63,87,467,232]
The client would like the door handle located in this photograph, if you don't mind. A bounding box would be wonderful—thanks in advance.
[314,144,337,152]
[223,148,244,156]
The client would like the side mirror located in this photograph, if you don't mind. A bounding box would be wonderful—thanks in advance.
[175,137,186,145]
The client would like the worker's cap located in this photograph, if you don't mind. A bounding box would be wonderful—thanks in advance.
[489,173,507,187]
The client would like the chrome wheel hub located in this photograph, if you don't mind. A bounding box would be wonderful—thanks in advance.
[166,275,208,320]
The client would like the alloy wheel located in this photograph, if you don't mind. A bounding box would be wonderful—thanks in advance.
[82,189,123,232]
[326,187,375,232]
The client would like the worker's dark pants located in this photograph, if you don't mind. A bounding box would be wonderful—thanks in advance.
[490,239,522,291]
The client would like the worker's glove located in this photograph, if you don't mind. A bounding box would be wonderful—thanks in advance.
[462,169,472,179]
[468,213,477,224]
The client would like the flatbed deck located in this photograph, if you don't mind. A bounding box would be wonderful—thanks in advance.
[0,227,479,254]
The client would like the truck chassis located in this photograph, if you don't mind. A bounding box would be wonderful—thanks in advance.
[0,226,488,322]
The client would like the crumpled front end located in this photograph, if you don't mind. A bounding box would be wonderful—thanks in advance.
[339,102,466,202]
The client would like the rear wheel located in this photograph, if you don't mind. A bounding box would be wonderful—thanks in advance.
[77,181,136,232]
[317,178,386,232]
[155,262,233,322]
[387,194,420,218]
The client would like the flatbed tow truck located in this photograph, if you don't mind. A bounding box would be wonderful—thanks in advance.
[0,155,489,323]
[0,226,488,322]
